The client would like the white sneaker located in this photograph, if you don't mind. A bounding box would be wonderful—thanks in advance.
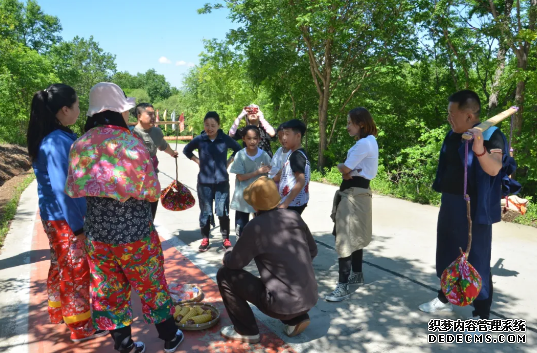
[348,272,364,285]
[220,325,260,343]
[418,297,453,313]
[284,318,310,337]
[325,283,350,302]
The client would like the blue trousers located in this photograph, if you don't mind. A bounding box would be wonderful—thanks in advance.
[197,183,230,238]
[436,193,492,301]
[235,211,250,237]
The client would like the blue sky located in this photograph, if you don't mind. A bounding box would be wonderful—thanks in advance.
[37,0,238,88]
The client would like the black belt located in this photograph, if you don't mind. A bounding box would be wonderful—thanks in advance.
[340,176,370,191]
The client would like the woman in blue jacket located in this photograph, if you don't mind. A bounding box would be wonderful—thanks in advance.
[183,111,242,252]
[27,84,107,342]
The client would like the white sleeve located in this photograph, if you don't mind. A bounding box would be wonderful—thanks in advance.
[229,110,247,136]
[269,147,282,178]
[258,111,275,136]
[344,141,369,170]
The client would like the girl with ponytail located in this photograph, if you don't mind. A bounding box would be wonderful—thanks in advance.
[27,84,107,343]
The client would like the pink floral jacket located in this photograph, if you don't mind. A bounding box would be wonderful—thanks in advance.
[65,125,161,202]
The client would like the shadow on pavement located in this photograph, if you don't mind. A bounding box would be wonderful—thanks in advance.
[0,249,49,271]
[491,258,519,278]
[167,225,535,353]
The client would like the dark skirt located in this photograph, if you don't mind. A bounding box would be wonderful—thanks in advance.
[436,193,492,300]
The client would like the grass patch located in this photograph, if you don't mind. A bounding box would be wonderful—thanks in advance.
[311,167,536,228]
[0,174,35,248]
[311,166,441,205]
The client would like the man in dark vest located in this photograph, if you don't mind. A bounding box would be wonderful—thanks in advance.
[419,90,508,320]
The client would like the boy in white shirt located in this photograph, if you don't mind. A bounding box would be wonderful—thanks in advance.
[274,120,310,215]
[268,124,290,188]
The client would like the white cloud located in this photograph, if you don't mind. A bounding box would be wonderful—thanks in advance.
[159,56,171,64]
[176,61,195,67]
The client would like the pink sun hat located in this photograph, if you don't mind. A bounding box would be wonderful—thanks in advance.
[87,82,136,117]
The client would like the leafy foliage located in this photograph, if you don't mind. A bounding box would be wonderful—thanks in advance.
[191,0,537,205]
[2,0,537,214]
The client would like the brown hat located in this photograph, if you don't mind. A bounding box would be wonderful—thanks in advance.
[243,176,281,211]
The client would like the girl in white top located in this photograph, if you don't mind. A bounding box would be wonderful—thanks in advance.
[229,126,272,237]
[268,125,291,187]
[342,134,378,180]
[325,107,379,303]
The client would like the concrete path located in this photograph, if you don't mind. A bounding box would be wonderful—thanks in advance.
[0,145,535,352]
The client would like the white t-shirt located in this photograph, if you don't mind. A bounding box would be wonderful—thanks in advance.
[268,147,291,179]
[344,135,378,180]
[279,149,311,207]
[245,147,264,161]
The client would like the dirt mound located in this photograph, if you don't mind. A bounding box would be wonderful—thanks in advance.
[0,144,31,187]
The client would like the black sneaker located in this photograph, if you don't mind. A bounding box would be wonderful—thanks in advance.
[132,342,146,353]
[199,238,210,252]
[164,329,184,352]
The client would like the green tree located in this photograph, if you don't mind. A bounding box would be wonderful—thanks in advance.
[111,69,174,103]
[125,88,151,105]
[0,42,58,144]
[205,0,418,168]
[0,0,62,53]
[143,69,173,102]
[482,0,537,139]
[0,0,61,144]
[48,36,117,132]
[112,71,143,90]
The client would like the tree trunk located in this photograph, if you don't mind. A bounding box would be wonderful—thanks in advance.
[488,45,507,110]
[514,74,525,139]
[318,95,329,170]
[447,56,458,90]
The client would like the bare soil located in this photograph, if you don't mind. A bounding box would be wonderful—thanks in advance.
[0,144,32,218]
[0,144,31,187]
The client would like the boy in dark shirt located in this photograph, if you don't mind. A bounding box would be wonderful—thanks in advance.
[274,119,311,215]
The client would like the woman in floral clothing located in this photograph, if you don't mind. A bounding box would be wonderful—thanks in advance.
[65,83,184,353]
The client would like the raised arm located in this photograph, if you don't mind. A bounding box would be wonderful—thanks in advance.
[229,109,247,137]
[469,128,503,177]
[258,110,275,137]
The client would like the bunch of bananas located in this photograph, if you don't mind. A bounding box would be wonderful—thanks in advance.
[173,305,216,325]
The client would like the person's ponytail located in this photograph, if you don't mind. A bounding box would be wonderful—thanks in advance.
[26,84,77,162]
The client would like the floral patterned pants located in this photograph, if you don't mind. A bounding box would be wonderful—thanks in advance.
[43,220,95,340]
[85,229,174,330]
